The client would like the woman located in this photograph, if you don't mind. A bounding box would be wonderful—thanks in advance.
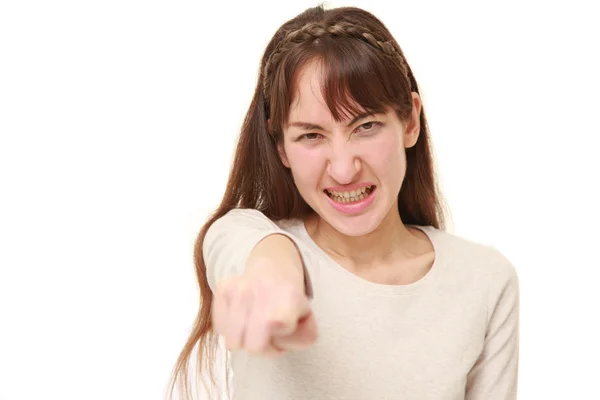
[170,5,519,400]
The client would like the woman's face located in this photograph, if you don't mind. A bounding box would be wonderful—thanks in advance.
[278,61,422,237]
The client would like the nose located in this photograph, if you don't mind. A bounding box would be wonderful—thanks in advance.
[326,140,361,184]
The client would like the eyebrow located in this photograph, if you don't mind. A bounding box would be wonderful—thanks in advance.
[287,111,380,131]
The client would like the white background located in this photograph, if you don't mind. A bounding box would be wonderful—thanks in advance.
[1,1,599,399]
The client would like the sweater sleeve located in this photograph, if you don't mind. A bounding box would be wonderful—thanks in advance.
[202,208,313,297]
[466,249,520,400]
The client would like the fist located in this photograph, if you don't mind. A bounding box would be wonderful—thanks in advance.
[211,274,317,357]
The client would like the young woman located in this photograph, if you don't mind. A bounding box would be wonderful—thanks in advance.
[170,5,519,400]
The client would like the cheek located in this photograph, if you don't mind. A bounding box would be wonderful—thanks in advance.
[364,131,405,173]
[285,146,325,187]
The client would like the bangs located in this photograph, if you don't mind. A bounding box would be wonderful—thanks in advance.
[269,34,412,135]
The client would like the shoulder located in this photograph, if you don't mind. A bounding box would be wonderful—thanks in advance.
[423,226,518,285]
[217,208,300,225]
[273,216,305,235]
[211,208,282,230]
[208,208,307,246]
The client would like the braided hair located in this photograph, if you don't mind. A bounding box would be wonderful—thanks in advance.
[262,20,412,99]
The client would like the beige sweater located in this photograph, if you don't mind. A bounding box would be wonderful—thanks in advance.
[204,208,519,400]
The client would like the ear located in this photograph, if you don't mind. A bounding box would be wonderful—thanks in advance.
[404,92,422,149]
[277,142,290,168]
[269,119,291,168]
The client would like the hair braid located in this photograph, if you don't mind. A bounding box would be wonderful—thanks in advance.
[262,21,410,97]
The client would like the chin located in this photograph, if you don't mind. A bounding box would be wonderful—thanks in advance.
[333,223,376,237]
[319,209,384,237]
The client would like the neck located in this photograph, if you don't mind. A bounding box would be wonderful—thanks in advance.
[305,207,418,268]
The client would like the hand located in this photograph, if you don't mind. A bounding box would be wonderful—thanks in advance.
[211,271,317,357]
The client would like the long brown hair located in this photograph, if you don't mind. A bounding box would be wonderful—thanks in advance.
[168,4,449,399]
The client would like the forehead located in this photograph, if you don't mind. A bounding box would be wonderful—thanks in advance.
[287,60,363,126]
[289,61,328,120]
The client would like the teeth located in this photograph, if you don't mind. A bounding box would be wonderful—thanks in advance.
[326,186,373,203]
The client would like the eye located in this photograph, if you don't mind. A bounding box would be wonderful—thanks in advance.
[356,121,382,133]
[298,133,324,141]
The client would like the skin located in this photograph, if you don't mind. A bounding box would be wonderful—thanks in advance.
[277,60,435,282]
[213,234,317,355]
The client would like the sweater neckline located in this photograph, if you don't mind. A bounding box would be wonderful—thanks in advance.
[294,220,443,295]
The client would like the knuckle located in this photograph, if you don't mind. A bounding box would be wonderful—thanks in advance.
[235,279,253,299]
[216,275,238,293]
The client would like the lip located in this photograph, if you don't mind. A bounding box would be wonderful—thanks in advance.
[324,186,377,215]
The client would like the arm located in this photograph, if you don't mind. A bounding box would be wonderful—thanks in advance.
[466,250,520,399]
[203,208,313,297]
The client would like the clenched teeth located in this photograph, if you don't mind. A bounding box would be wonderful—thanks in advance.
[325,186,374,203]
